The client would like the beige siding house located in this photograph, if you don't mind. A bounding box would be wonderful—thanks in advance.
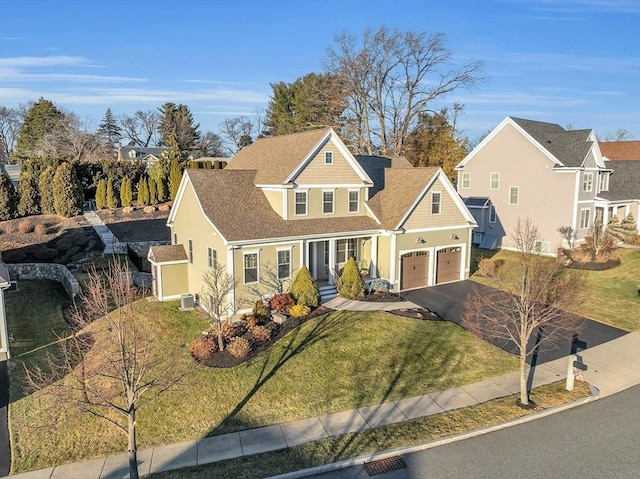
[149,128,476,312]
[456,117,639,254]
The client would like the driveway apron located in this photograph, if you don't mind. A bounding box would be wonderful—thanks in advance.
[404,280,628,364]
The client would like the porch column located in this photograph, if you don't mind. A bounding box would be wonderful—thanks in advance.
[328,238,337,285]
[226,248,235,316]
[602,206,609,225]
[300,239,306,270]
[389,234,397,290]
[311,241,318,278]
[370,236,378,278]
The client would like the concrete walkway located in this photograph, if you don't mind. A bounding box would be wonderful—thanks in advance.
[322,296,421,311]
[4,316,639,479]
[83,211,126,255]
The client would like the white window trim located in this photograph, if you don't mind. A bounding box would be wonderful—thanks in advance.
[508,186,519,205]
[294,189,308,217]
[461,172,470,189]
[324,151,334,165]
[348,189,360,213]
[583,172,594,192]
[598,172,609,192]
[489,205,496,223]
[490,172,500,190]
[276,247,292,280]
[188,238,193,264]
[431,191,442,215]
[322,189,335,215]
[243,250,260,285]
[580,208,591,229]
[207,246,217,269]
[534,240,551,254]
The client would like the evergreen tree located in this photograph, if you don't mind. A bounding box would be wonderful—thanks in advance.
[95,179,107,209]
[38,166,56,214]
[0,173,17,221]
[15,98,65,160]
[148,176,158,205]
[120,177,133,207]
[169,157,181,200]
[137,177,150,206]
[96,108,122,151]
[158,102,200,151]
[17,171,40,216]
[157,176,167,203]
[53,162,83,217]
[106,177,118,209]
[339,257,366,300]
[290,266,320,308]
[620,214,638,242]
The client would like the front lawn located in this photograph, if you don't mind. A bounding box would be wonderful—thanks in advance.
[471,247,640,331]
[9,297,518,473]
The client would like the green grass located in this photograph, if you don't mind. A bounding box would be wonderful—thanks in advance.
[148,381,591,479]
[471,247,640,331]
[9,297,518,473]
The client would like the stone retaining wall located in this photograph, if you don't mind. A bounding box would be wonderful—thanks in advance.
[7,263,80,299]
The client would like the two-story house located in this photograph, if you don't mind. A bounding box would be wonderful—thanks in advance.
[455,117,640,254]
[148,128,476,310]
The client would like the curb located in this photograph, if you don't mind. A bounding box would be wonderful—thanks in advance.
[267,385,600,479]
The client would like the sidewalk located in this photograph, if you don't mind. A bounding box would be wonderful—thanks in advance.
[4,316,639,479]
[83,211,126,255]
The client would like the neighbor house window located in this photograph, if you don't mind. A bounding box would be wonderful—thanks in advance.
[598,172,609,192]
[489,205,496,223]
[323,190,334,214]
[348,189,359,213]
[128,150,136,159]
[243,252,258,284]
[461,172,470,189]
[431,192,441,214]
[337,238,356,263]
[325,151,333,164]
[207,247,217,268]
[295,191,307,216]
[490,172,500,189]
[583,172,593,192]
[580,208,591,229]
[509,186,519,205]
[188,239,193,263]
[534,240,551,254]
[277,249,291,280]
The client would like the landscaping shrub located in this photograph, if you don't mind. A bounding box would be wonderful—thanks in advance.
[369,278,391,293]
[190,336,218,362]
[34,224,48,236]
[476,257,496,276]
[290,266,320,307]
[52,162,83,217]
[253,299,269,320]
[289,304,310,317]
[269,293,296,314]
[227,337,251,358]
[221,322,239,343]
[18,219,34,234]
[339,257,366,299]
[243,314,259,330]
[95,180,107,209]
[0,172,17,221]
[251,324,271,343]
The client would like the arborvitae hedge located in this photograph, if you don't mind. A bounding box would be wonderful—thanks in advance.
[137,177,150,206]
[148,176,158,205]
[0,173,17,221]
[106,177,118,209]
[17,172,40,217]
[120,177,133,207]
[52,162,83,217]
[169,158,181,200]
[38,166,56,214]
[290,265,320,308]
[95,179,107,209]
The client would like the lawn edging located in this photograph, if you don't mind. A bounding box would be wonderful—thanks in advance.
[266,385,600,479]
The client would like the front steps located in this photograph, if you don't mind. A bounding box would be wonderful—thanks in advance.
[319,283,338,303]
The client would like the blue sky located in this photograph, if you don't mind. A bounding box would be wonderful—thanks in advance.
[1,0,639,142]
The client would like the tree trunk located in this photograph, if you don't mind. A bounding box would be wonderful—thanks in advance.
[128,409,139,479]
[519,353,529,406]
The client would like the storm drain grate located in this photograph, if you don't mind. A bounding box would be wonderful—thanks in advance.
[363,456,407,476]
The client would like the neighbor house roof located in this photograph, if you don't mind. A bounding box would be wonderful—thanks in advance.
[186,169,380,242]
[600,161,640,201]
[367,167,439,230]
[599,141,640,161]
[225,128,332,184]
[148,244,188,263]
[510,117,593,168]
[463,197,491,208]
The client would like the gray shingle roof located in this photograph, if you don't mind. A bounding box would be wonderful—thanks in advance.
[600,161,640,201]
[463,197,491,207]
[355,155,413,198]
[511,117,593,167]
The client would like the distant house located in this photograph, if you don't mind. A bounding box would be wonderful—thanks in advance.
[0,255,11,361]
[148,128,476,309]
[0,164,20,187]
[599,140,640,161]
[117,145,168,164]
[456,117,640,254]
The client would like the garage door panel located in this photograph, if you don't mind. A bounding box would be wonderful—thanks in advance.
[436,247,461,284]
[401,251,429,290]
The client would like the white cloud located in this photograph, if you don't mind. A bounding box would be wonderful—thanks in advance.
[0,55,87,67]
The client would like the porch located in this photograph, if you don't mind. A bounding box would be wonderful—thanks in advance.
[307,236,375,286]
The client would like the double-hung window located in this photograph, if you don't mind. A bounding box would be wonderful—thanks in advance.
[295,191,307,216]
[509,186,519,205]
[207,247,217,268]
[580,208,591,229]
[490,172,500,189]
[337,239,356,264]
[461,172,470,189]
[324,151,333,164]
[188,239,193,263]
[431,192,441,214]
[277,249,291,280]
[348,190,359,213]
[583,172,593,192]
[243,252,258,284]
[323,190,334,214]
[598,172,609,192]
[489,205,497,223]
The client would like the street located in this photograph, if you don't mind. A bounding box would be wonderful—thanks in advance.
[307,385,640,479]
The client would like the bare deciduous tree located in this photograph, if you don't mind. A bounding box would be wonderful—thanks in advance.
[36,113,105,162]
[220,116,254,154]
[119,110,160,147]
[463,218,589,406]
[200,264,237,351]
[324,27,483,155]
[24,261,183,479]
[0,106,22,161]
[557,225,576,250]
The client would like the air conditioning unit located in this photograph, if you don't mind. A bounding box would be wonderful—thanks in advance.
[180,293,195,310]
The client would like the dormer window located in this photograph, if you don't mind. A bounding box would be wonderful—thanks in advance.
[128,150,137,159]
[325,151,333,164]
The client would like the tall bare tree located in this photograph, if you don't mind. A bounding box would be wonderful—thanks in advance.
[25,261,184,479]
[220,116,254,155]
[36,114,104,162]
[463,218,589,406]
[0,106,22,162]
[119,110,160,147]
[325,27,483,155]
[200,264,237,351]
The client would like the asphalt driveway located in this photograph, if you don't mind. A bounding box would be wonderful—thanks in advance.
[404,280,628,365]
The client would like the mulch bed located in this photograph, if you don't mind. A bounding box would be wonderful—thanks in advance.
[96,205,171,242]
[361,290,405,302]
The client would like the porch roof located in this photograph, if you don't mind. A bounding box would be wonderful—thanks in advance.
[148,244,188,263]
